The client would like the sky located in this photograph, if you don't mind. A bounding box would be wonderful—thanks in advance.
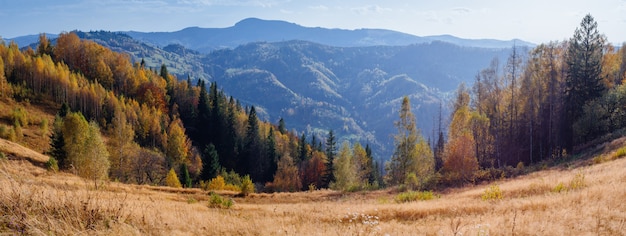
[1,0,625,44]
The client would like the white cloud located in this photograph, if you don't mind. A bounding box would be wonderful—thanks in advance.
[351,5,392,15]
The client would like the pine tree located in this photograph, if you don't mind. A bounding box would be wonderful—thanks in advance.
[201,143,220,180]
[265,127,278,182]
[322,130,336,188]
[243,106,262,181]
[278,117,286,134]
[564,14,606,149]
[298,133,308,163]
[180,163,192,188]
[48,115,67,169]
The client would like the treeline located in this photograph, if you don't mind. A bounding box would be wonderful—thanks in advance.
[382,14,626,191]
[0,32,384,192]
[434,14,626,184]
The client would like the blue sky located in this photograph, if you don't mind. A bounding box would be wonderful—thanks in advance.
[1,0,625,44]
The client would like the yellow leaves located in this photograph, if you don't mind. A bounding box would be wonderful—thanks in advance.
[166,119,189,167]
[165,168,182,188]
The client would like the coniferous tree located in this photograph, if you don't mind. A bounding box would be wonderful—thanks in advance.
[322,129,337,188]
[278,117,286,134]
[365,144,376,185]
[564,14,606,149]
[180,163,192,188]
[201,143,220,180]
[265,127,278,182]
[48,115,67,169]
[298,133,308,163]
[243,106,262,181]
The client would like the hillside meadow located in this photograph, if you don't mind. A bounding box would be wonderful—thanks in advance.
[1,136,625,235]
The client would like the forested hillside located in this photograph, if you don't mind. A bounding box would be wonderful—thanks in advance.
[0,32,360,192]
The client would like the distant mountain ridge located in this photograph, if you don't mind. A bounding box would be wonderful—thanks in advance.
[125,18,534,53]
[4,18,534,53]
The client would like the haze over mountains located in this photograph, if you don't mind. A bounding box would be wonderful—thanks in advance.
[4,18,527,159]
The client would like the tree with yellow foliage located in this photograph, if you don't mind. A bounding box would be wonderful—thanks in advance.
[443,84,479,185]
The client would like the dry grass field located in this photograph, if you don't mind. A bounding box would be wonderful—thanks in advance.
[1,134,625,236]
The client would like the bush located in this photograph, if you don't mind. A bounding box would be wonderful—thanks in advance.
[395,190,437,203]
[240,175,254,196]
[207,176,225,190]
[46,157,59,172]
[40,118,49,137]
[208,193,233,209]
[481,184,503,201]
[10,107,29,127]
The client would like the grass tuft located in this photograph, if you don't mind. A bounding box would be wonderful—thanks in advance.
[395,190,437,203]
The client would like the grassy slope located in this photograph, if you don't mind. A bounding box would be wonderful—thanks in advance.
[0,99,625,235]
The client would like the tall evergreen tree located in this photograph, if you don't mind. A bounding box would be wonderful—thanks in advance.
[322,129,337,188]
[564,14,606,149]
[298,133,308,163]
[180,163,192,188]
[265,127,278,182]
[201,143,220,180]
[365,144,376,184]
[243,106,262,181]
[278,117,286,134]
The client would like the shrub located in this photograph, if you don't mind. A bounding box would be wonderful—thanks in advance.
[0,152,6,160]
[10,106,29,127]
[481,184,503,201]
[208,176,225,190]
[240,175,254,196]
[40,118,49,137]
[552,182,566,193]
[46,157,59,172]
[208,193,233,209]
[13,123,22,142]
[165,168,182,188]
[610,147,626,160]
[395,190,437,203]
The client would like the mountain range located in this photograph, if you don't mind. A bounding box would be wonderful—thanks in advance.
[5,18,534,52]
[4,18,526,160]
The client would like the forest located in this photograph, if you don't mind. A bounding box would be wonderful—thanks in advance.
[0,14,625,194]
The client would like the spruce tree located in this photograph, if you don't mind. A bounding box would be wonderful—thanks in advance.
[564,14,606,149]
[201,143,220,180]
[265,127,278,182]
[243,106,262,181]
[322,130,337,188]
